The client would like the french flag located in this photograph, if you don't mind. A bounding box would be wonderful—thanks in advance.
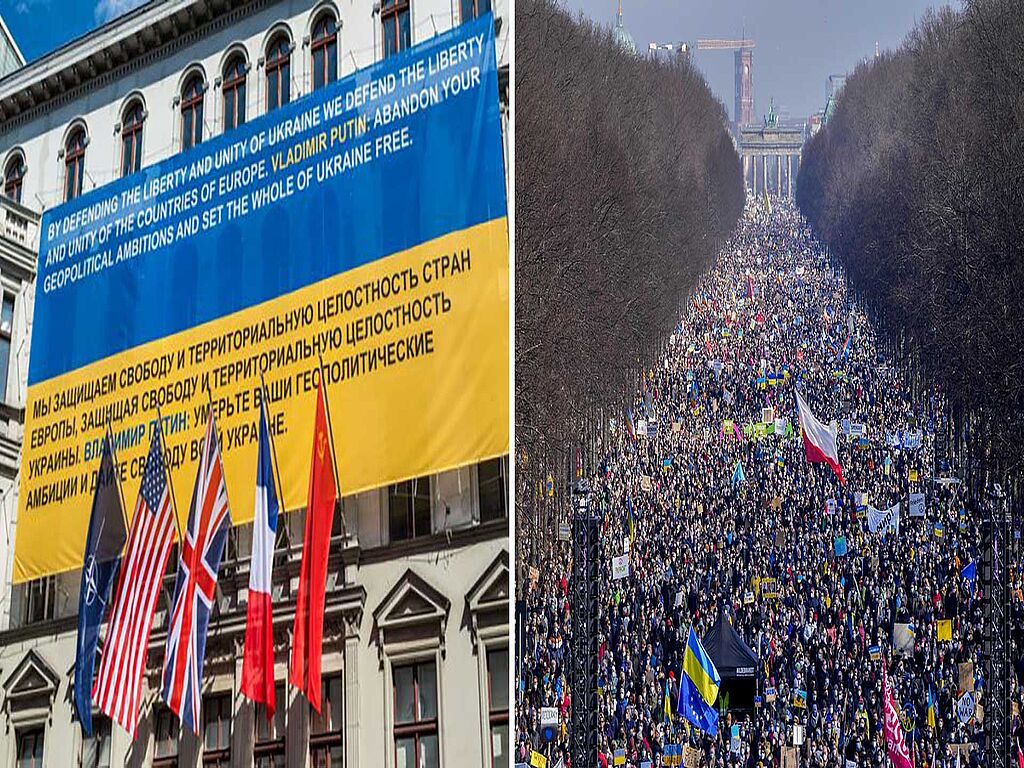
[241,399,281,717]
[795,389,845,485]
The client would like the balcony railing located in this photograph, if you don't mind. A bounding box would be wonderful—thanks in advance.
[0,196,39,254]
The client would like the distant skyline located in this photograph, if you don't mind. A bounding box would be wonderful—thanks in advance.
[562,0,957,121]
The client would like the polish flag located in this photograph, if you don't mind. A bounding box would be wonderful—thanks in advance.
[795,390,844,485]
[241,399,281,717]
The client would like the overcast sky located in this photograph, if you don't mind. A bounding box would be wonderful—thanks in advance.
[561,0,957,121]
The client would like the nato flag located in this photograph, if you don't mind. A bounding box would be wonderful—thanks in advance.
[74,433,126,736]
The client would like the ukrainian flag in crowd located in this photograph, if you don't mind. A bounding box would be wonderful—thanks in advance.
[678,626,720,736]
[927,684,937,729]
[664,679,673,723]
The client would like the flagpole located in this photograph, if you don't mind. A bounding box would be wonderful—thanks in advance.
[316,354,346,539]
[154,406,185,545]
[259,372,289,534]
[104,413,131,534]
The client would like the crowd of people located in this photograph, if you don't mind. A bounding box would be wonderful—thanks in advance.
[516,201,1023,768]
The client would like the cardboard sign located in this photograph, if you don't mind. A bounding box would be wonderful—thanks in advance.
[959,662,974,692]
[936,619,952,642]
[957,691,975,724]
[529,566,540,584]
[762,578,779,599]
[909,492,925,517]
[641,475,653,492]
[557,522,571,542]
[612,554,630,581]
[530,751,548,768]
[765,686,777,702]
[744,591,755,605]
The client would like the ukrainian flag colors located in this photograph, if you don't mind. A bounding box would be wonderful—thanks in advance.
[678,626,721,736]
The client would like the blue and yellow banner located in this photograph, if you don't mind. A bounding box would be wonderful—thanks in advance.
[15,16,508,582]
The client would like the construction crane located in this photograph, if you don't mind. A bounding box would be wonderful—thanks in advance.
[696,39,756,129]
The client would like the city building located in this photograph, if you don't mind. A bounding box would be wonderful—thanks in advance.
[0,2,509,767]
[612,0,636,55]
[737,99,803,199]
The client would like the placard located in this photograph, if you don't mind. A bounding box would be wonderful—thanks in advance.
[612,554,630,581]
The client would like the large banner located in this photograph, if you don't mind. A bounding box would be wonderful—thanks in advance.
[15,16,508,582]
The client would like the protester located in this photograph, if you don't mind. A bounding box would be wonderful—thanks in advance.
[516,201,1017,768]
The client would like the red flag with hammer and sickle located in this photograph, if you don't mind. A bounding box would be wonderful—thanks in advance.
[290,377,338,711]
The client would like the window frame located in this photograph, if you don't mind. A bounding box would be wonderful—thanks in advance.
[311,12,339,91]
[4,152,24,203]
[392,659,440,768]
[485,645,509,768]
[254,684,287,768]
[0,290,14,403]
[477,457,508,523]
[309,672,344,768]
[387,476,432,543]
[64,126,87,202]
[380,0,411,58]
[15,726,44,768]
[82,715,112,768]
[265,33,292,111]
[152,705,179,768]
[180,73,206,151]
[222,53,248,132]
[22,575,55,626]
[201,692,232,767]
[460,0,491,23]
[120,99,145,178]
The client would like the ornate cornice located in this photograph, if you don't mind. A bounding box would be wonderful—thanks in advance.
[0,0,274,131]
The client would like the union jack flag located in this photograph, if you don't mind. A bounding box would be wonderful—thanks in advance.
[161,411,231,733]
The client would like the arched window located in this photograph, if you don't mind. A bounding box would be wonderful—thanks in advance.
[4,153,24,203]
[381,0,411,58]
[311,13,338,91]
[222,54,247,131]
[64,127,87,202]
[181,73,205,151]
[121,100,145,177]
[266,34,291,111]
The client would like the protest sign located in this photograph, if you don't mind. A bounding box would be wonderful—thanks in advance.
[867,503,900,534]
[612,554,630,581]
[908,492,925,517]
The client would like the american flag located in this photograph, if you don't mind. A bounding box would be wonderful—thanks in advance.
[161,411,231,733]
[93,427,176,736]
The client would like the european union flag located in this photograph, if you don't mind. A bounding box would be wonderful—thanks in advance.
[678,626,720,736]
[74,432,126,736]
[678,671,719,736]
